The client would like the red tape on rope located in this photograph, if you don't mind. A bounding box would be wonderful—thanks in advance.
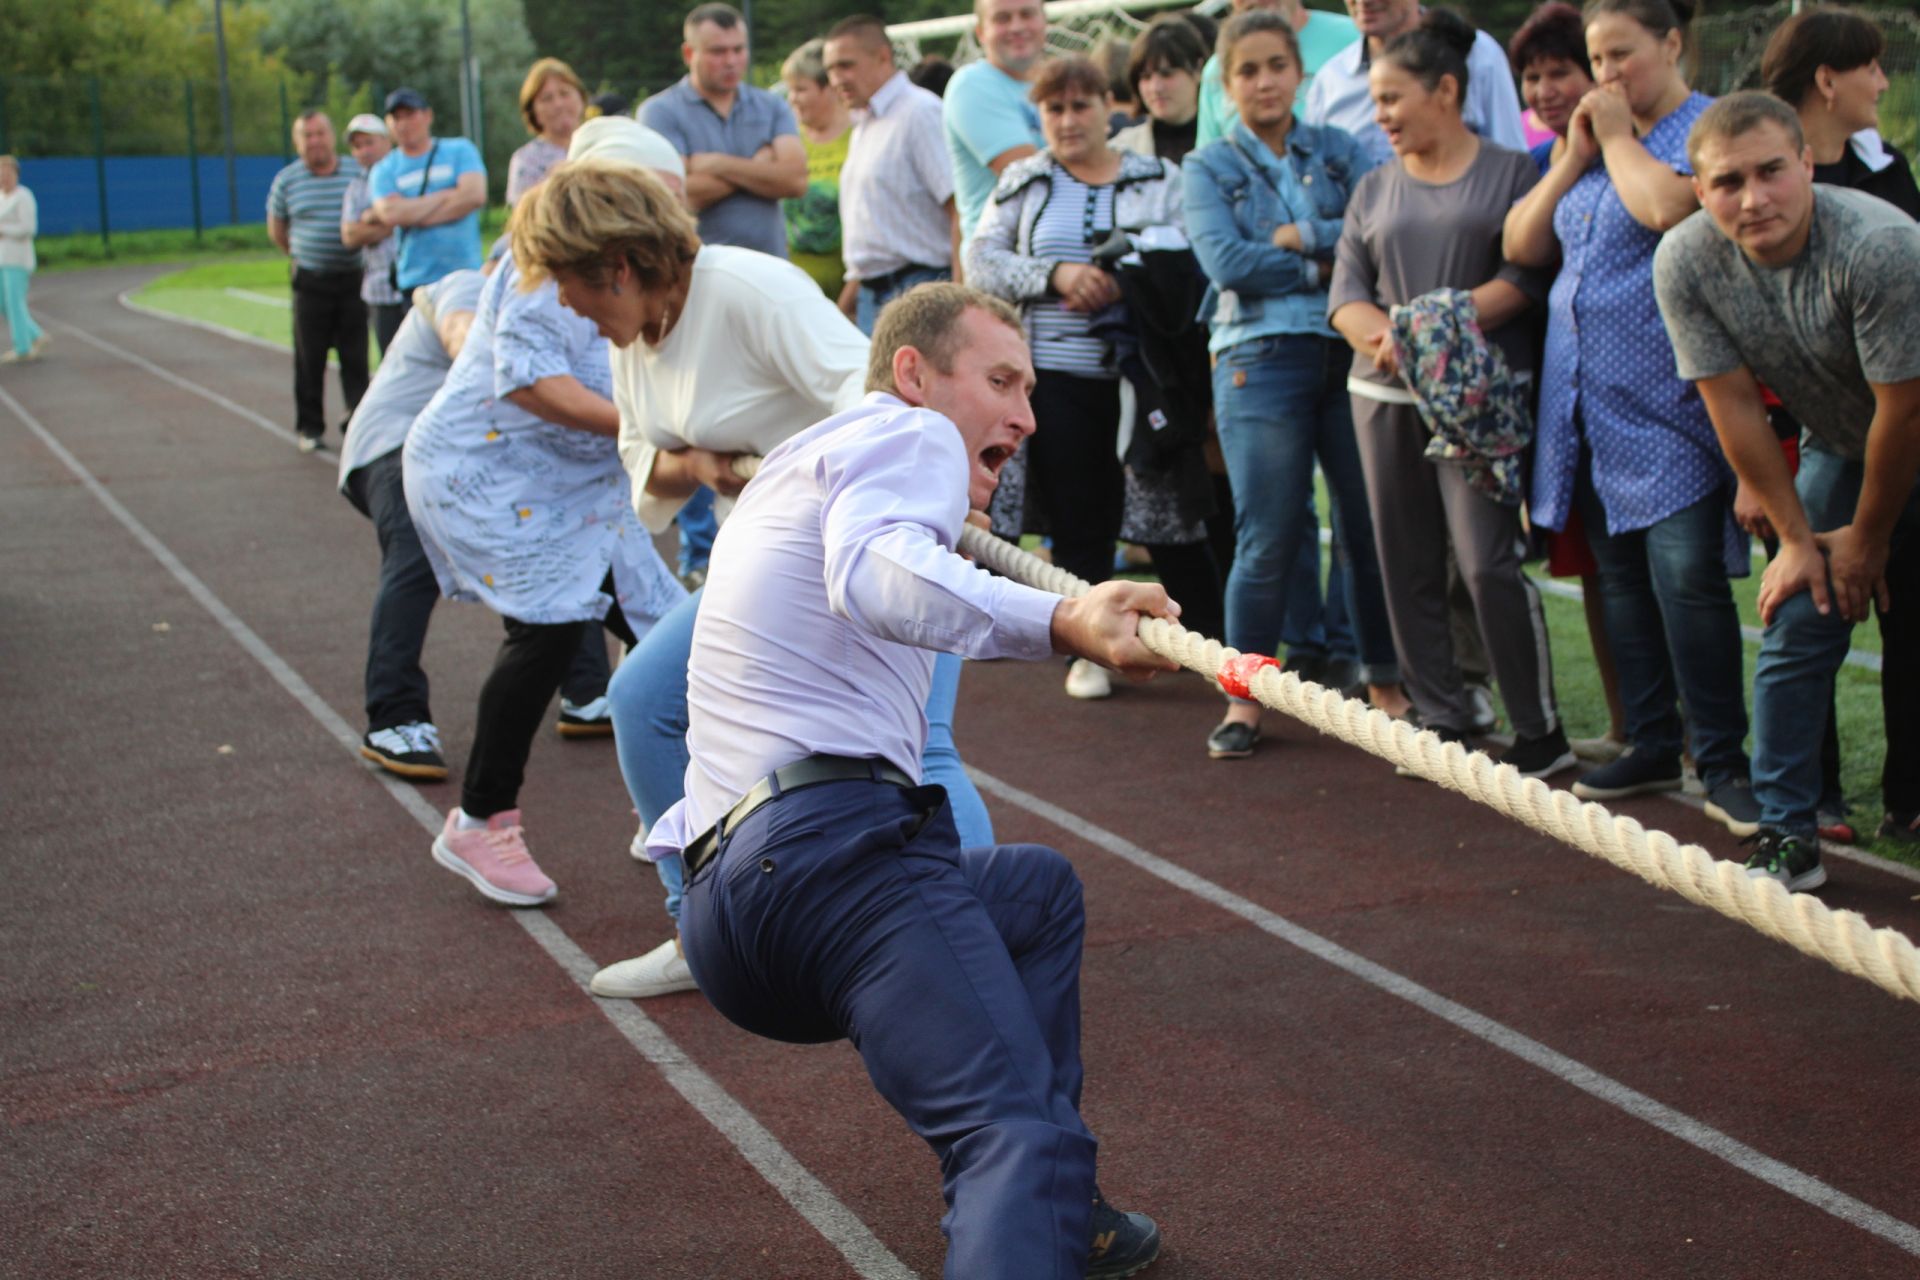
[1217,654,1282,700]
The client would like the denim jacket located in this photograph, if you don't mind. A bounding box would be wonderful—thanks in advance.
[1182,119,1375,351]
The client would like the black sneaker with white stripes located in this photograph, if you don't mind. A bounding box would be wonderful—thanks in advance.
[360,722,448,781]
[1504,727,1577,780]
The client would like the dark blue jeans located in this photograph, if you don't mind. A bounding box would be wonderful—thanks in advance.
[610,589,995,926]
[348,449,440,732]
[856,264,952,336]
[1575,458,1750,789]
[1212,332,1396,688]
[682,781,1096,1279]
[1753,446,1920,835]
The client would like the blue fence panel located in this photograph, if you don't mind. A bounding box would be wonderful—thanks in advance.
[20,155,287,236]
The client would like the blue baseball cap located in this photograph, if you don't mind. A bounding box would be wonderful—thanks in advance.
[384,87,430,113]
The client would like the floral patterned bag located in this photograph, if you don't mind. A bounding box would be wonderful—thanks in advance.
[1388,288,1532,506]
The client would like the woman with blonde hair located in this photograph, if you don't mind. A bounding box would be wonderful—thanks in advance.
[507,57,590,205]
[0,156,45,363]
[780,38,852,299]
[401,118,688,911]
[513,142,997,1001]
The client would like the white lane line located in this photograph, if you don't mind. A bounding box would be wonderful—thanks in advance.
[1,381,915,1280]
[46,316,297,445]
[224,286,292,309]
[1534,575,1882,674]
[1308,526,1882,673]
[120,290,300,358]
[967,766,1920,1259]
[1660,790,1920,887]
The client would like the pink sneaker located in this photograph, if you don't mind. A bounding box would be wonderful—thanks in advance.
[431,809,557,906]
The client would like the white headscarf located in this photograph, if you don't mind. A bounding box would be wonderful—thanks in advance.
[566,116,686,179]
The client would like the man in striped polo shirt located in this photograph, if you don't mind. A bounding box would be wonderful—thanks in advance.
[269,109,369,453]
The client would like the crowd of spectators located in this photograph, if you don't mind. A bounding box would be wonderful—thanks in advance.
[247,0,1918,927]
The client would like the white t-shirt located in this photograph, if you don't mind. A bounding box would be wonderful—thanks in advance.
[613,244,871,532]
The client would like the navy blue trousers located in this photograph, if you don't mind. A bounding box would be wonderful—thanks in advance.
[681,779,1098,1279]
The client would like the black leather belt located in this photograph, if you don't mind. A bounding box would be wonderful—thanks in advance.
[681,755,915,876]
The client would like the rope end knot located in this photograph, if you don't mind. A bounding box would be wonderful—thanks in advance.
[1218,653,1282,700]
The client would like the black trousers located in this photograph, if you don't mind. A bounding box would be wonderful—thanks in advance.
[369,301,408,355]
[347,449,439,732]
[1140,539,1224,646]
[291,266,370,441]
[463,596,636,818]
[1027,370,1125,588]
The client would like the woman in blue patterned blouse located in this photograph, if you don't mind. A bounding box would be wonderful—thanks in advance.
[1504,0,1757,833]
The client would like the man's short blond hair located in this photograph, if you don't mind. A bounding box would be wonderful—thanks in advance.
[1686,90,1806,171]
[509,159,702,293]
[867,282,1023,395]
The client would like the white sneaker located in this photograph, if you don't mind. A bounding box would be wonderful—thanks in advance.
[1064,658,1112,700]
[1465,682,1498,735]
[590,937,698,999]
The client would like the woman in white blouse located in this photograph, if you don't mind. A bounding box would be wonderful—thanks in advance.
[513,146,998,1000]
[0,156,45,363]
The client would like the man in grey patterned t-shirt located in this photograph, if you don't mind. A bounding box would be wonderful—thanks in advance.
[1654,92,1920,890]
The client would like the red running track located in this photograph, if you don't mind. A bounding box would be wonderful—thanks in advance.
[5,266,1920,1279]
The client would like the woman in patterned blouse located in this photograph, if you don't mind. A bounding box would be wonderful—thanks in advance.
[1505,0,1758,833]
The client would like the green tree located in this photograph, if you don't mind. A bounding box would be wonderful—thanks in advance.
[0,0,289,155]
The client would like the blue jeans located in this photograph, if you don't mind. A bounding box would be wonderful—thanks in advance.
[0,265,42,355]
[1212,333,1397,689]
[1575,459,1750,789]
[611,590,994,925]
[855,265,951,336]
[1753,447,1920,836]
[681,780,1095,1279]
[677,488,718,578]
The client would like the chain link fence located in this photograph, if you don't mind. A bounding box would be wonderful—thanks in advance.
[1693,3,1919,155]
[1,63,516,247]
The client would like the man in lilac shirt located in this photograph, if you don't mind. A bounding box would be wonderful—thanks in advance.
[653,284,1173,1279]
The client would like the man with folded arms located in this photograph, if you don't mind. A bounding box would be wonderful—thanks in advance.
[651,283,1171,1278]
[1654,92,1920,890]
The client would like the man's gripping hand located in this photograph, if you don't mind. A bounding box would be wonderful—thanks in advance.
[1049,581,1183,681]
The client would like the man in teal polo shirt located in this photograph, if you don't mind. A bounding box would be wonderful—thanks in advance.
[366,88,487,294]
[945,0,1047,254]
[1195,0,1359,147]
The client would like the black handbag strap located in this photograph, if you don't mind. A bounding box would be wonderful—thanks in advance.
[393,140,441,258]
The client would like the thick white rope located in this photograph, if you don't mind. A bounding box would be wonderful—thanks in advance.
[728,455,1920,1005]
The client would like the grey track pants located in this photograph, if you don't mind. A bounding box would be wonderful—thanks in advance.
[1350,395,1559,739]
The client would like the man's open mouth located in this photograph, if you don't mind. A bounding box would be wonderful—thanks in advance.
[980,444,1014,474]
